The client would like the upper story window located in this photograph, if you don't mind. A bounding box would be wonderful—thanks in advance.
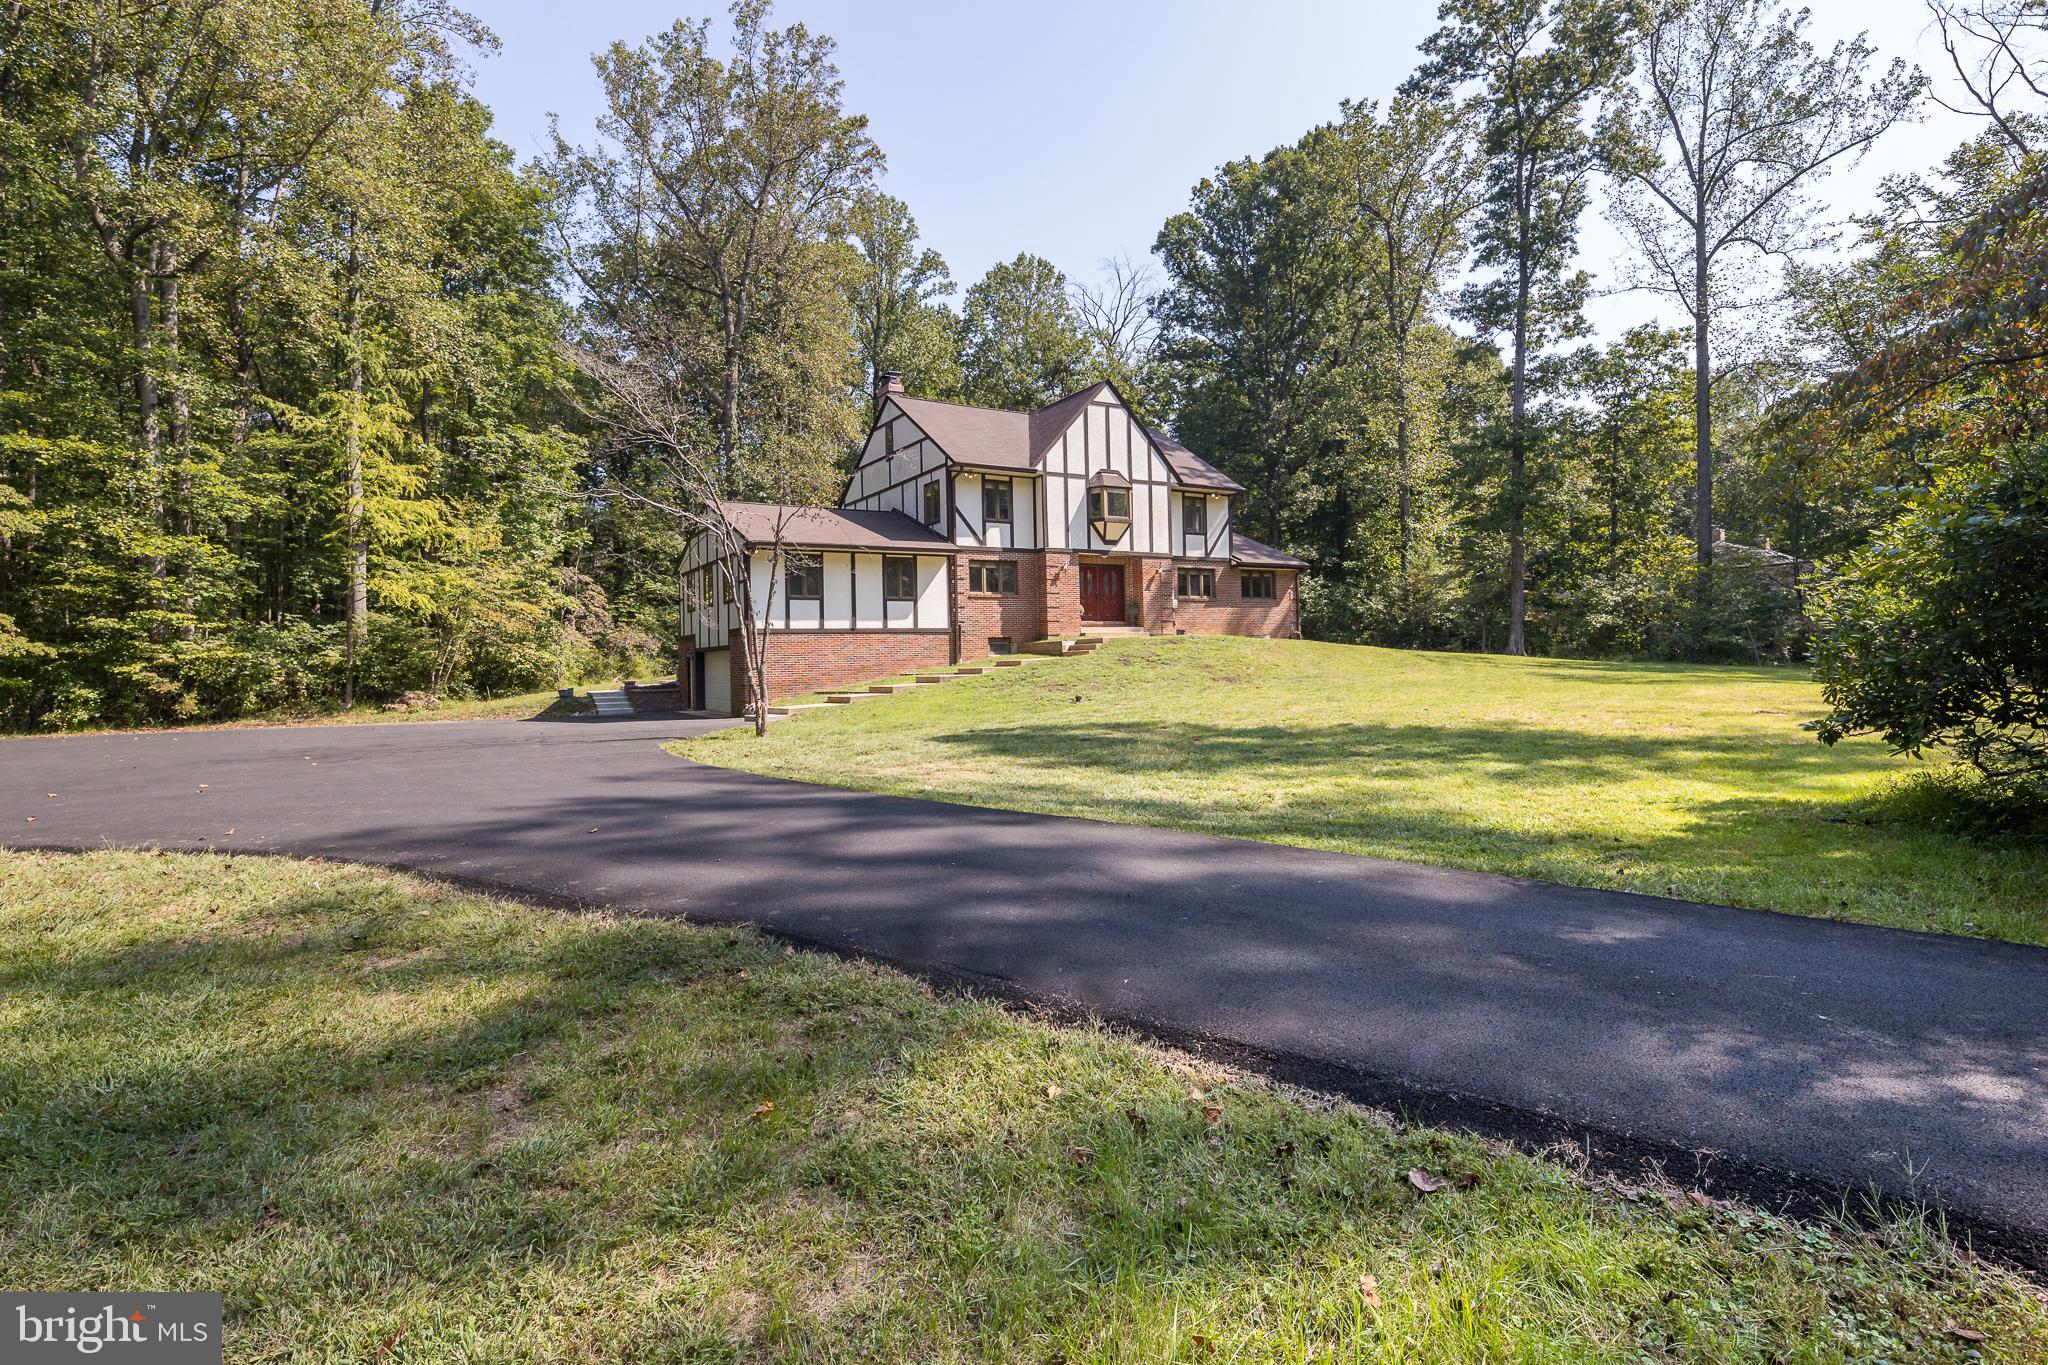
[922,479,942,526]
[784,554,823,601]
[1240,570,1276,600]
[1182,496,1207,538]
[883,555,918,601]
[983,477,1013,524]
[884,419,896,455]
[1087,481,1131,542]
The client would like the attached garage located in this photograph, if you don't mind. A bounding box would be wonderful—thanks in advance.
[701,649,731,716]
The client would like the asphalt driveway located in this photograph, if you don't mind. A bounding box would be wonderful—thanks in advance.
[4,713,2045,1262]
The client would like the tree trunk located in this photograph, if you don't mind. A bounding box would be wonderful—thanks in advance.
[127,268,164,581]
[1506,244,1529,657]
[1395,355,1413,581]
[342,215,367,708]
[1693,225,1713,571]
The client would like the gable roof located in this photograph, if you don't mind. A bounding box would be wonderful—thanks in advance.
[713,501,958,554]
[1229,532,1306,568]
[886,382,1243,492]
[1147,427,1244,493]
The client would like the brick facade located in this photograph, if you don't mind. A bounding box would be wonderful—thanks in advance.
[680,551,1298,714]
[726,630,954,712]
[1167,563,1300,639]
[954,549,1047,657]
[1039,552,1082,638]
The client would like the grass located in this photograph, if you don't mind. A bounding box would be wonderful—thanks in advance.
[676,636,2048,946]
[2,688,594,739]
[2,850,2041,1362]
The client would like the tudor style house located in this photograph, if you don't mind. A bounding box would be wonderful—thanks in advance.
[676,374,1303,714]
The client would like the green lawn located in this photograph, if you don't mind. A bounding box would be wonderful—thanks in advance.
[678,636,2048,946]
[2,688,593,739]
[3,851,2040,1362]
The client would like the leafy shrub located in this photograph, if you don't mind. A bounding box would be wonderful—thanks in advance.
[1810,443,2048,792]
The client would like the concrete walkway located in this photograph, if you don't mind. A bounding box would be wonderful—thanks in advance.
[4,714,2044,1263]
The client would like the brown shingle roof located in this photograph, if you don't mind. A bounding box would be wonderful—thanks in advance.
[1229,532,1306,568]
[887,382,1244,492]
[1148,427,1245,492]
[893,396,1031,470]
[713,501,958,553]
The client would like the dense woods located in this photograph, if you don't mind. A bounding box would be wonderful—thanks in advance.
[2,0,2041,790]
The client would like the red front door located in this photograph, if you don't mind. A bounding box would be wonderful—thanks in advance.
[1080,563,1126,623]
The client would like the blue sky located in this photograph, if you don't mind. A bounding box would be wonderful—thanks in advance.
[465,0,1976,338]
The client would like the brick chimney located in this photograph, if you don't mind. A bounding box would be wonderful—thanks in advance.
[875,370,905,413]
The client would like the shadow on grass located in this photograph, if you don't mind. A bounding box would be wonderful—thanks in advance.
[6,865,2033,1359]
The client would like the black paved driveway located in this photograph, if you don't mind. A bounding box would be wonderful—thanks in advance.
[4,715,2045,1261]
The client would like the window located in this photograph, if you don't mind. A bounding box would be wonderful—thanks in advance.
[1177,567,1216,599]
[1182,496,1207,538]
[884,420,895,455]
[1240,570,1276,600]
[883,555,917,601]
[990,637,1016,655]
[922,479,942,526]
[982,477,1013,524]
[784,554,822,601]
[969,559,1017,594]
[1087,484,1131,541]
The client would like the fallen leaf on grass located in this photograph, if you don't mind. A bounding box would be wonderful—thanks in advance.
[1044,1084,1062,1100]
[1125,1108,1149,1135]
[369,1329,405,1360]
[751,1101,775,1120]
[1359,1274,1382,1308]
[1202,1105,1223,1126]
[1945,1322,1988,1342]
[1686,1191,1716,1210]
[1068,1146,1093,1165]
[1408,1168,1446,1194]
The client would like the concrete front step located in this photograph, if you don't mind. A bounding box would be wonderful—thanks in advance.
[1022,638,1102,656]
[765,703,837,716]
[589,689,633,716]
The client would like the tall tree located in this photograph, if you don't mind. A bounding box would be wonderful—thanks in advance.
[1603,0,1921,571]
[958,253,1093,410]
[1072,253,1163,417]
[553,0,880,476]
[1316,94,1480,578]
[1406,0,1640,654]
[1154,148,1357,545]
[552,1,876,733]
[846,190,959,411]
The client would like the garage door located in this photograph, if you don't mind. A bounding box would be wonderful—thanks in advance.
[702,649,731,715]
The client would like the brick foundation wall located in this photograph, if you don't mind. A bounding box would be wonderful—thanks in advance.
[954,549,1047,655]
[1132,556,1176,633]
[1040,551,1082,638]
[731,630,955,711]
[1170,565,1301,639]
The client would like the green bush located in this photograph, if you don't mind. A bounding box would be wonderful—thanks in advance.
[1810,443,2048,792]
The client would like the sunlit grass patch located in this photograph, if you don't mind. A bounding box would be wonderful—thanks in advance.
[679,636,2048,945]
[2,850,2041,1361]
